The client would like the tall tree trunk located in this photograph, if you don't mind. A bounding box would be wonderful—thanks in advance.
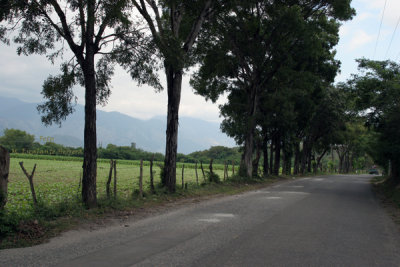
[345,152,350,173]
[300,141,309,174]
[390,160,400,184]
[80,1,98,208]
[336,146,346,173]
[307,152,312,173]
[240,87,258,178]
[163,65,183,193]
[252,139,262,177]
[282,139,286,176]
[273,134,281,175]
[349,152,354,173]
[269,141,274,175]
[262,136,269,177]
[282,141,292,176]
[294,143,300,175]
[338,155,344,173]
[315,149,328,175]
[285,155,292,175]
[0,146,9,211]
[81,52,98,208]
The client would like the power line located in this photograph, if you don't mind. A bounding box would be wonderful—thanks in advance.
[385,14,400,58]
[374,0,388,59]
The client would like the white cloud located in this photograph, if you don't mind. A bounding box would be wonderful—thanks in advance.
[0,41,224,122]
[348,30,376,51]
[95,66,225,122]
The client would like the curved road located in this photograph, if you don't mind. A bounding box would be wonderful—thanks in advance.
[1,175,400,266]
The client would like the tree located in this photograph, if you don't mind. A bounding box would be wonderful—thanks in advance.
[0,0,132,207]
[119,0,220,192]
[345,59,400,182]
[192,0,354,178]
[0,128,35,151]
[0,145,10,211]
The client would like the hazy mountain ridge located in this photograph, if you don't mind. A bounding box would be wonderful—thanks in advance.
[0,97,235,154]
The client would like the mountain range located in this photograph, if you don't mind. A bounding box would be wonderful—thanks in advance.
[0,97,236,154]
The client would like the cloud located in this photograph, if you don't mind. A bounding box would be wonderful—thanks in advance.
[347,30,376,51]
[97,66,225,122]
[358,0,400,26]
[0,41,224,123]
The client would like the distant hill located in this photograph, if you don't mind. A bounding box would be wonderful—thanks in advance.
[0,97,236,154]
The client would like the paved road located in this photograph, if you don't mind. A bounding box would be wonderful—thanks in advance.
[1,175,400,266]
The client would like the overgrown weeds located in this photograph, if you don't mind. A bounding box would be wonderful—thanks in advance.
[372,176,400,208]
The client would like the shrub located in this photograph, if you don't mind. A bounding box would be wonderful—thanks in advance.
[207,172,220,183]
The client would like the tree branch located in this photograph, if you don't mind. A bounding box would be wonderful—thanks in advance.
[78,0,86,48]
[183,0,212,52]
[132,0,163,47]
[48,0,81,56]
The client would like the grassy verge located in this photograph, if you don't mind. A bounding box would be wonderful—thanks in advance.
[371,176,400,227]
[0,174,286,250]
[371,176,400,208]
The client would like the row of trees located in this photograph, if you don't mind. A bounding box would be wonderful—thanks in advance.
[191,1,356,177]
[0,128,242,164]
[341,59,400,184]
[1,0,356,207]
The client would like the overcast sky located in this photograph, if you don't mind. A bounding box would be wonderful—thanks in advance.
[1,0,399,122]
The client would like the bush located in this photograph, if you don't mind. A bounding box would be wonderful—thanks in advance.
[207,172,220,183]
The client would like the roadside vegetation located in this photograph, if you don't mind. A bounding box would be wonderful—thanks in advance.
[1,0,400,250]
[0,155,285,249]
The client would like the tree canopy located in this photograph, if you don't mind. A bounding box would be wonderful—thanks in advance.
[0,129,35,151]
[191,0,354,177]
[343,59,400,182]
[0,0,135,207]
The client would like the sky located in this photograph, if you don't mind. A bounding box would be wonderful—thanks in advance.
[1,0,400,122]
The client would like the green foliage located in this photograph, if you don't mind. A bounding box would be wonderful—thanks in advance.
[191,0,354,177]
[37,64,77,126]
[159,164,165,186]
[345,59,400,179]
[0,129,35,152]
[207,172,220,184]
[185,146,241,165]
[98,144,164,162]
[0,209,19,236]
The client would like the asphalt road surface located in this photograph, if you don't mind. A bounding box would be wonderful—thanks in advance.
[2,175,400,266]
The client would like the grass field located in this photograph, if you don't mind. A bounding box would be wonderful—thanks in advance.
[6,157,236,218]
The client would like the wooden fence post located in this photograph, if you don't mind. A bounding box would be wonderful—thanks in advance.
[0,146,9,211]
[181,164,185,189]
[139,159,143,198]
[150,155,155,194]
[209,159,214,175]
[106,159,113,199]
[19,162,38,207]
[113,160,117,199]
[200,161,206,181]
[195,161,199,185]
[224,161,227,181]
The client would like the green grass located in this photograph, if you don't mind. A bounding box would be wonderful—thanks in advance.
[6,157,236,214]
[1,156,249,248]
[10,153,230,170]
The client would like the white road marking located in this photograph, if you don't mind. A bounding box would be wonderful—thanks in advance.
[213,213,235,218]
[280,191,309,195]
[266,197,282,200]
[199,218,221,223]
